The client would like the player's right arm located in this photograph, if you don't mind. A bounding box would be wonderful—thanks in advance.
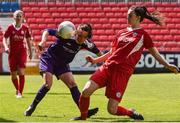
[38,29,58,51]
[3,37,9,53]
[38,30,49,51]
[86,49,112,64]
[3,26,11,54]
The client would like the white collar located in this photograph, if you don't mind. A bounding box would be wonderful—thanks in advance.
[12,23,22,30]
[127,27,141,31]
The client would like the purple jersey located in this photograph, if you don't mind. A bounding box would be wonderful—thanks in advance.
[39,29,100,78]
[45,29,100,64]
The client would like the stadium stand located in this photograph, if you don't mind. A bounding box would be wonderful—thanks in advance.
[19,1,180,51]
[1,0,180,52]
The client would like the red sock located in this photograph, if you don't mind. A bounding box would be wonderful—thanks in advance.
[19,75,25,94]
[11,78,19,92]
[79,94,90,120]
[116,106,133,116]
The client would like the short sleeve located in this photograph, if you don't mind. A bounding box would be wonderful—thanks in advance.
[143,31,154,49]
[47,29,58,36]
[83,39,100,54]
[4,25,11,38]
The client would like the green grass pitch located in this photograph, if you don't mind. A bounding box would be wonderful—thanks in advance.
[0,73,180,122]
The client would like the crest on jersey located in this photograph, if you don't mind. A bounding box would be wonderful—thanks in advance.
[133,32,138,37]
[116,92,121,98]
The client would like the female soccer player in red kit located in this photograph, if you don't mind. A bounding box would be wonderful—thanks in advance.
[3,10,32,98]
[73,6,179,120]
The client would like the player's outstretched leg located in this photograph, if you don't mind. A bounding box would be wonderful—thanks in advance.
[129,109,144,120]
[24,84,50,116]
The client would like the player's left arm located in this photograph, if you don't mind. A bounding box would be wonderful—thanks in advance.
[148,47,179,73]
[26,26,32,59]
[26,37,32,60]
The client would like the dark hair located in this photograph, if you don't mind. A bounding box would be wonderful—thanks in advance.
[130,6,164,26]
[78,23,92,38]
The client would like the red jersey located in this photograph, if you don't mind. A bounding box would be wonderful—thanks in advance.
[4,23,31,51]
[105,27,154,73]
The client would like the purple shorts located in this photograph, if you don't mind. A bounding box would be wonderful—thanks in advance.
[39,54,70,79]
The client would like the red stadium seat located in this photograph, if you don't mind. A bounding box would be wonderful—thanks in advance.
[47,24,56,28]
[103,7,112,12]
[45,18,54,23]
[47,2,56,7]
[22,6,31,12]
[108,2,117,7]
[28,2,37,7]
[38,24,46,30]
[54,18,63,24]
[24,12,33,17]
[93,7,102,12]
[49,7,58,13]
[99,18,108,24]
[42,13,52,18]
[29,24,39,30]
[93,24,102,29]
[37,2,47,7]
[91,18,99,23]
[31,7,39,12]
[164,42,177,47]
[105,13,114,18]
[66,8,76,13]
[175,24,180,29]
[39,7,49,12]
[102,24,112,29]
[56,2,66,7]
[27,18,37,23]
[96,30,105,35]
[51,13,60,18]
[32,30,42,35]
[160,29,169,35]
[167,24,175,29]
[72,18,81,24]
[163,35,173,41]
[101,2,109,7]
[96,12,105,18]
[21,2,29,7]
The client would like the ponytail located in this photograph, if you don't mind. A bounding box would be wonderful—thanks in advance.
[131,6,164,26]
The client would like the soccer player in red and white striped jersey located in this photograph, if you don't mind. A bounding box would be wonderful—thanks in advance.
[73,5,179,120]
[3,10,32,98]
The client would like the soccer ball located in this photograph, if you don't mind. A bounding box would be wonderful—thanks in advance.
[58,21,76,39]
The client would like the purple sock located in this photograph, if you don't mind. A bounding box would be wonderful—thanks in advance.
[31,84,49,107]
[70,86,81,107]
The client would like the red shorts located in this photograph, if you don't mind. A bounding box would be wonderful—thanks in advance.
[8,49,27,72]
[90,64,132,102]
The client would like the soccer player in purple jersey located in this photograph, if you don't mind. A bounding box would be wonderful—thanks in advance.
[24,22,102,117]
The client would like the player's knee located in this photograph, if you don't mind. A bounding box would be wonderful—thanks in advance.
[67,80,77,88]
[107,105,117,115]
[82,88,91,97]
[44,82,52,89]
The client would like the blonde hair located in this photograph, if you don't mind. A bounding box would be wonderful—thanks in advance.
[13,10,24,18]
